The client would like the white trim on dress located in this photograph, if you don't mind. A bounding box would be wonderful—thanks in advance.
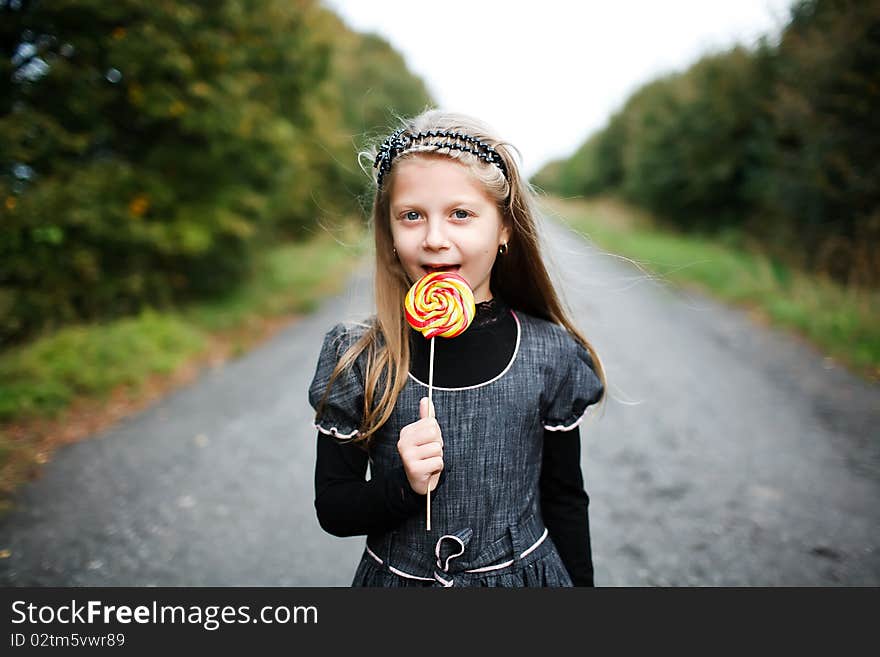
[364,528,549,587]
[366,545,435,583]
[312,422,360,439]
[434,534,466,572]
[407,310,521,391]
[543,403,594,432]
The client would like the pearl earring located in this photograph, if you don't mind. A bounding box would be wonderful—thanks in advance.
[498,242,508,255]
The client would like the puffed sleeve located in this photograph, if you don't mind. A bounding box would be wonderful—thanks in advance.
[308,323,366,442]
[541,336,604,432]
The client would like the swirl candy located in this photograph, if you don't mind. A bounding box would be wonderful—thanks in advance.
[405,271,475,339]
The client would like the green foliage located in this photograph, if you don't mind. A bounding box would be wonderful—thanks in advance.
[0,226,364,425]
[183,225,368,331]
[749,0,880,286]
[320,20,435,211]
[533,112,626,199]
[0,0,434,345]
[621,48,769,232]
[333,29,434,137]
[532,0,880,288]
[530,158,565,195]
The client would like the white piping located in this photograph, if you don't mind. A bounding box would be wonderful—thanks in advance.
[433,571,454,587]
[365,544,383,563]
[366,545,434,582]
[463,529,548,572]
[543,404,593,432]
[389,565,435,582]
[365,527,549,585]
[434,534,466,572]
[407,310,521,391]
[313,421,360,439]
[461,558,515,573]
[520,528,548,558]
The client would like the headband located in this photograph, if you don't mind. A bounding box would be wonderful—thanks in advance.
[372,128,509,190]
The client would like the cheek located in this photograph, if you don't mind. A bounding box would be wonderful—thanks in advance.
[392,235,414,258]
[461,243,491,260]
[479,243,495,257]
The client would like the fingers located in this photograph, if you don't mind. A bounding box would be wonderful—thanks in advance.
[419,396,436,419]
[397,398,444,494]
[425,456,443,473]
[425,463,444,493]
[398,433,442,466]
[410,441,443,460]
[401,418,442,447]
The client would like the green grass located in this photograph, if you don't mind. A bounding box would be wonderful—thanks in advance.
[0,225,367,426]
[0,222,368,510]
[0,311,205,423]
[540,195,880,381]
[184,229,363,333]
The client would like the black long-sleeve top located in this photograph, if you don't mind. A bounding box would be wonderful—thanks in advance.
[313,296,595,586]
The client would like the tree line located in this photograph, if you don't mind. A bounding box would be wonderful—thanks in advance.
[0,0,434,346]
[533,0,879,290]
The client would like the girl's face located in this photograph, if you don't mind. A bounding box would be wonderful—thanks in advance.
[389,156,510,304]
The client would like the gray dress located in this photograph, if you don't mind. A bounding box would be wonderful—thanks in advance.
[308,308,604,587]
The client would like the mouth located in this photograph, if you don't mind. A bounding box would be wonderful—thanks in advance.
[422,264,461,274]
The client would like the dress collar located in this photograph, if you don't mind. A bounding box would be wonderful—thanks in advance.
[471,295,509,330]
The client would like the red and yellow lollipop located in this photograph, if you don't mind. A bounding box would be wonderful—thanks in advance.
[405,270,476,339]
[404,270,475,530]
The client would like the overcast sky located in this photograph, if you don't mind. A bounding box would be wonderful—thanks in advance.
[323,0,795,177]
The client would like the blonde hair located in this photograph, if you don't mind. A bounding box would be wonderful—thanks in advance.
[315,107,607,448]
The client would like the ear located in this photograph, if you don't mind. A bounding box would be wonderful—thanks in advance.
[500,219,512,245]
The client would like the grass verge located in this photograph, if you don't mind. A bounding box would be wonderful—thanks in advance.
[540,195,880,383]
[0,222,368,514]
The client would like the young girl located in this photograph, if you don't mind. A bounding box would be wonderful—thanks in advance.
[308,109,607,587]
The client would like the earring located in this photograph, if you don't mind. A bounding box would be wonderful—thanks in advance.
[392,247,398,257]
[498,242,508,256]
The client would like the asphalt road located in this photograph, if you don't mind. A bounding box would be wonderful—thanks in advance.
[1,214,878,586]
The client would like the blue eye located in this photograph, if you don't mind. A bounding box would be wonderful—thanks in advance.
[453,209,469,220]
[404,211,420,221]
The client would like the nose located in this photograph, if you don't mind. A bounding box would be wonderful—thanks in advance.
[422,216,450,251]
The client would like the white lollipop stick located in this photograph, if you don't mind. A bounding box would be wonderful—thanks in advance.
[426,336,436,531]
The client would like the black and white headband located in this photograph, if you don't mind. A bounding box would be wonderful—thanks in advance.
[372,128,509,190]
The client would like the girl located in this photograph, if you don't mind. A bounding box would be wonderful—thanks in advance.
[308,109,607,587]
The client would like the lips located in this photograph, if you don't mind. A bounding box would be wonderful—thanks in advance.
[422,264,460,274]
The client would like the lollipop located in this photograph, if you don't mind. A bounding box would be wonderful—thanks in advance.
[404,270,475,530]
[405,270,476,339]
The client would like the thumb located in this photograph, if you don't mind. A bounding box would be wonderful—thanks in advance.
[419,397,435,419]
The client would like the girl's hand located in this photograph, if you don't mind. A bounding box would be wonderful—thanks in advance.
[397,397,444,495]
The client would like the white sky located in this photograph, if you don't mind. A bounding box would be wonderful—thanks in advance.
[323,0,794,177]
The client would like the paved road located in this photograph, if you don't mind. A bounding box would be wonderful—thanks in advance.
[1,214,878,586]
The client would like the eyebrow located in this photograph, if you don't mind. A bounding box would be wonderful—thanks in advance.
[392,199,482,211]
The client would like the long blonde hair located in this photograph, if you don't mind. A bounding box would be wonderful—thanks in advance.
[315,108,607,449]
